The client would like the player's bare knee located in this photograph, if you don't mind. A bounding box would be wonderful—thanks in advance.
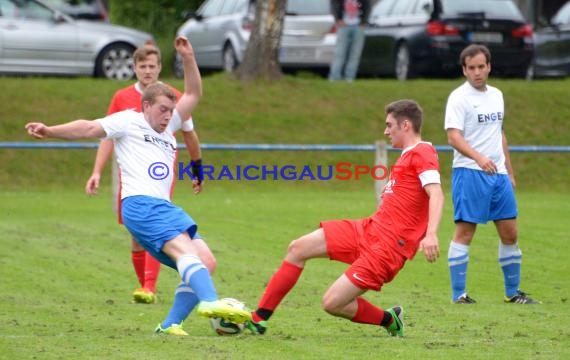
[204,256,217,274]
[286,238,305,261]
[498,227,518,244]
[321,295,341,315]
[500,233,518,245]
[131,239,144,251]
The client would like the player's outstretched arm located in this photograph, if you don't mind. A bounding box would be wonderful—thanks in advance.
[26,120,106,140]
[175,36,202,124]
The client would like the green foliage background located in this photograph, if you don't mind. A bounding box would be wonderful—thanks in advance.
[109,0,203,34]
[108,0,205,77]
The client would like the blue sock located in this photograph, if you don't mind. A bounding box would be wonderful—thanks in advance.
[448,241,469,301]
[499,242,522,298]
[177,254,217,302]
[161,283,199,329]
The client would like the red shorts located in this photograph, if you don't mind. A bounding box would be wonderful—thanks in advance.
[321,219,406,291]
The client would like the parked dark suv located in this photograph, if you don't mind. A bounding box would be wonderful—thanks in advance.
[358,0,534,80]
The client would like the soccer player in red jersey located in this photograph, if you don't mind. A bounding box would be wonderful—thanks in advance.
[246,99,444,337]
[84,45,212,304]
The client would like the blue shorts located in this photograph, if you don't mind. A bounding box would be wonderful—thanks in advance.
[451,168,518,224]
[121,195,199,269]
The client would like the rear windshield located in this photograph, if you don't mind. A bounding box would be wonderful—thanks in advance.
[287,0,331,15]
[441,0,524,19]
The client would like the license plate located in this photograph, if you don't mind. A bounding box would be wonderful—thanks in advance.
[279,47,313,61]
[469,32,503,43]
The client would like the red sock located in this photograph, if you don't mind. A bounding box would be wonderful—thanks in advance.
[131,250,145,287]
[351,297,385,325]
[256,260,303,318]
[143,251,161,293]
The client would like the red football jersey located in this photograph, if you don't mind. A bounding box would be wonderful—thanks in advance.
[107,83,182,115]
[368,142,440,259]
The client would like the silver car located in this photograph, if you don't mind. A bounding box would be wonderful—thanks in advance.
[0,0,154,79]
[174,0,336,76]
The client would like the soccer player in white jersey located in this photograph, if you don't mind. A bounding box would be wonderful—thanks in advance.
[25,36,251,335]
[444,44,540,305]
[85,44,209,305]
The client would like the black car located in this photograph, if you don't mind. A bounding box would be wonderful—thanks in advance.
[358,0,534,80]
[531,1,570,78]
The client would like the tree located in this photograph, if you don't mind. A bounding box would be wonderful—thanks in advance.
[235,0,287,83]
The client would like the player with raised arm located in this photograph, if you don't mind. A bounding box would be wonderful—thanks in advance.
[85,45,211,305]
[26,36,251,336]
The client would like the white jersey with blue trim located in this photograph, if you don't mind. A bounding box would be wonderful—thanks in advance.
[96,109,183,201]
[444,81,507,174]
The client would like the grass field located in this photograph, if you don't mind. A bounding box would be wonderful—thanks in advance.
[1,75,568,358]
[1,186,568,359]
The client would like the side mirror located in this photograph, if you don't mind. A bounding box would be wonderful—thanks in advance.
[181,10,200,21]
[53,10,68,23]
[422,1,433,15]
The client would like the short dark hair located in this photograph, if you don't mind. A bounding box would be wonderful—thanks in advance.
[385,99,423,133]
[460,44,491,67]
[141,83,176,107]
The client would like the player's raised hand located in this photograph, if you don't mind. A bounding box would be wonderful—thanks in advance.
[174,35,194,59]
[174,34,202,125]
[25,122,50,139]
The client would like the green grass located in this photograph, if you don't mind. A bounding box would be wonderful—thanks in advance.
[1,187,568,359]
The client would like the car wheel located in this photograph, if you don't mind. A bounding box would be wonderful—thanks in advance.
[173,53,184,79]
[222,43,238,72]
[394,44,411,81]
[95,43,136,80]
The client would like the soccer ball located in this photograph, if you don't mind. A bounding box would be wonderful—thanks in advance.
[209,298,247,335]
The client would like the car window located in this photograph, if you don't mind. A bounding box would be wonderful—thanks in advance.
[244,0,255,17]
[0,0,19,17]
[390,0,415,15]
[412,0,433,15]
[369,0,398,20]
[0,0,53,20]
[287,0,331,15]
[219,0,238,15]
[440,0,523,19]
[199,0,223,18]
[552,2,570,25]
[42,0,99,9]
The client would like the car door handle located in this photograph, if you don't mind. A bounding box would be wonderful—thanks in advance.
[1,23,18,30]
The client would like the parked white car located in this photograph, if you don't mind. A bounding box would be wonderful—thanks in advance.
[0,0,154,79]
[173,0,336,76]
